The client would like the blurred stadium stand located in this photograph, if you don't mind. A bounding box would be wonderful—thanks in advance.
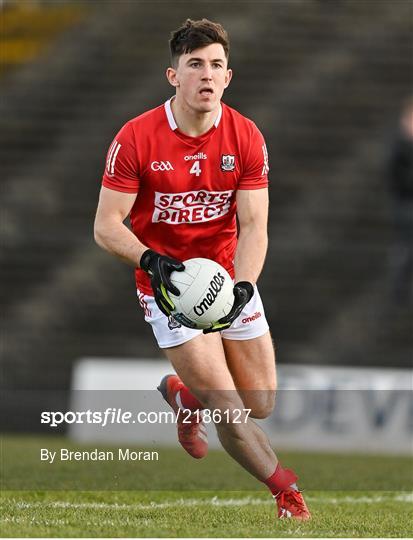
[0,1,86,74]
[1,0,412,406]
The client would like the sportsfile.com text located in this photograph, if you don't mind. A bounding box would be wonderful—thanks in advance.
[40,408,252,428]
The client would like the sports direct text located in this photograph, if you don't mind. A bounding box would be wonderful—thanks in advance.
[152,189,233,224]
[40,408,251,428]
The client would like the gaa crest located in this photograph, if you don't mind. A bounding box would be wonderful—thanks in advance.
[220,154,235,172]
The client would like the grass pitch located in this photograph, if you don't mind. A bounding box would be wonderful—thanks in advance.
[2,490,412,537]
[1,435,412,537]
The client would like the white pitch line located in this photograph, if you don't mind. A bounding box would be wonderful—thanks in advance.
[5,493,412,512]
[310,493,413,504]
[10,496,270,511]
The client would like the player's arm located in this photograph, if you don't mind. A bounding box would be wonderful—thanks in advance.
[94,186,184,315]
[234,187,268,284]
[94,186,146,267]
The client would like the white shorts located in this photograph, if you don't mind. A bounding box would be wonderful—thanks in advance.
[137,285,269,349]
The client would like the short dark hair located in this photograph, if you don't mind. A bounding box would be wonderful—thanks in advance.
[169,18,229,67]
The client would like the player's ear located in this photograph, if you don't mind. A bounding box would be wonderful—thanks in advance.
[224,68,233,89]
[166,67,179,87]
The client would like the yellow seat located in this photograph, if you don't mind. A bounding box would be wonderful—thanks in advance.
[1,3,87,74]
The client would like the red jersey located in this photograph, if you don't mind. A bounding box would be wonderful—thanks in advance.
[102,98,269,295]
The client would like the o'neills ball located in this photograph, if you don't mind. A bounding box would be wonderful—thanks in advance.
[169,258,234,330]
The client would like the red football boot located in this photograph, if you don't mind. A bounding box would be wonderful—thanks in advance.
[157,374,208,459]
[275,489,311,520]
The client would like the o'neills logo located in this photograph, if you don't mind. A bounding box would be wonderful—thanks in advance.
[242,312,262,324]
[184,152,207,161]
[193,272,225,316]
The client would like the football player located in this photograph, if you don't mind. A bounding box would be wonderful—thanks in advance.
[94,18,310,520]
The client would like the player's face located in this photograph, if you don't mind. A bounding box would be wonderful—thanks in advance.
[167,43,232,113]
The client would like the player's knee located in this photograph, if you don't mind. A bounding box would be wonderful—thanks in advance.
[202,393,246,425]
[246,391,276,419]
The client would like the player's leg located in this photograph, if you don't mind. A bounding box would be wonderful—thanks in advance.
[221,331,278,468]
[222,330,277,417]
[164,332,278,480]
[219,287,277,418]
[221,300,310,520]
[138,288,210,458]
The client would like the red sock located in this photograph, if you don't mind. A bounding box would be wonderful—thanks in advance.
[264,463,298,495]
[176,385,204,412]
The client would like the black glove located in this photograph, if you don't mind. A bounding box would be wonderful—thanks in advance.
[203,281,254,334]
[140,249,185,317]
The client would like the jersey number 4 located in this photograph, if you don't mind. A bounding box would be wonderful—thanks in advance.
[189,160,201,177]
